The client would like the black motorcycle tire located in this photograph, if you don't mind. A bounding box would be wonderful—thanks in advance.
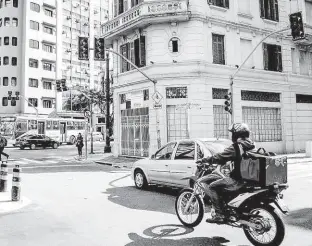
[175,188,204,228]
[243,205,285,246]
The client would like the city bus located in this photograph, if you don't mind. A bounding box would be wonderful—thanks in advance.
[0,116,87,146]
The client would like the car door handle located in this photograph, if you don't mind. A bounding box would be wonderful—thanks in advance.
[165,164,169,167]
[187,166,192,168]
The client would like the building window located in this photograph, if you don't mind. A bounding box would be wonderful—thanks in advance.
[212,88,228,99]
[43,100,52,108]
[213,105,230,139]
[263,43,282,72]
[29,39,39,49]
[143,89,149,101]
[13,0,17,7]
[30,20,39,30]
[29,58,38,68]
[4,0,10,7]
[240,39,253,68]
[0,57,1,65]
[44,8,53,17]
[241,90,280,102]
[12,18,18,26]
[11,77,17,86]
[4,17,9,26]
[212,34,225,65]
[43,43,53,53]
[43,81,52,90]
[2,97,8,106]
[169,37,180,53]
[29,78,38,88]
[208,0,229,9]
[120,36,146,73]
[11,57,17,66]
[43,26,53,35]
[3,77,8,86]
[296,94,312,104]
[243,107,282,142]
[259,0,279,21]
[3,56,9,65]
[43,62,53,71]
[30,2,40,12]
[167,105,189,142]
[12,37,17,46]
[11,97,16,106]
[4,36,9,45]
[299,50,309,76]
[0,18,2,26]
[0,37,1,45]
[131,0,141,8]
[166,87,188,99]
[28,98,38,107]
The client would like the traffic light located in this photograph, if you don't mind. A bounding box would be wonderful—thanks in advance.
[61,79,68,91]
[78,37,89,60]
[56,80,62,92]
[289,12,305,41]
[224,92,232,114]
[15,91,19,100]
[8,91,12,100]
[94,38,105,61]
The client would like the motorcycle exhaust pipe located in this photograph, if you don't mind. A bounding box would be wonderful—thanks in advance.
[237,220,262,230]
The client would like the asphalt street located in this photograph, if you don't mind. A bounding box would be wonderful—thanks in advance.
[0,147,311,246]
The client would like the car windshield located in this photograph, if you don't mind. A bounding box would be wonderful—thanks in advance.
[203,140,232,154]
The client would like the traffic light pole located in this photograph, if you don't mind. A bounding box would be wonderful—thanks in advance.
[104,52,111,153]
[229,26,289,124]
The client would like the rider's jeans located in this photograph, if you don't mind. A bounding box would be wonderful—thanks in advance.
[202,177,239,215]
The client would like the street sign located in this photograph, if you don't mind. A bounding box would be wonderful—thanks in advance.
[84,110,91,118]
[153,103,162,109]
[152,91,163,104]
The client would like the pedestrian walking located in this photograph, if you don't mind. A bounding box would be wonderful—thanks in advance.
[0,133,9,162]
[76,133,84,159]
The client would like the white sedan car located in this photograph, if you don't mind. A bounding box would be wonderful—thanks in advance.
[131,138,232,189]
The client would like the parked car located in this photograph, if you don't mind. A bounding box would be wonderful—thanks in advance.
[15,134,60,150]
[131,138,232,189]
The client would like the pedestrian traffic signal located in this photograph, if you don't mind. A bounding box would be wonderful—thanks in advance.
[78,37,89,60]
[61,79,68,91]
[56,80,62,92]
[289,12,305,41]
[94,38,105,61]
[15,91,19,100]
[224,92,232,114]
[8,91,12,100]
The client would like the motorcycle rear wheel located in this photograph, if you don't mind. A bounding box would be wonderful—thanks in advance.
[243,206,285,246]
[175,188,204,228]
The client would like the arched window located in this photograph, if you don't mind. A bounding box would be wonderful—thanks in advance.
[13,0,18,8]
[4,36,9,45]
[12,18,18,27]
[3,56,9,65]
[3,77,8,86]
[11,77,17,86]
[12,57,17,66]
[12,37,17,46]
[0,18,2,27]
[4,17,10,26]
[2,97,8,107]
[11,97,16,106]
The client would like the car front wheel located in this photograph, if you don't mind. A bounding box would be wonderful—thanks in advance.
[52,143,58,149]
[30,144,36,150]
[134,170,148,190]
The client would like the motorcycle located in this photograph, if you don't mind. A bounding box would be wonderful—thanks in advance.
[175,161,289,246]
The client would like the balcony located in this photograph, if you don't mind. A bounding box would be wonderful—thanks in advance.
[102,0,190,42]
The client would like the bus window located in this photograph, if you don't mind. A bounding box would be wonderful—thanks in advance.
[67,121,74,130]
[46,121,52,130]
[28,120,37,130]
[53,121,59,130]
[15,120,28,138]
[73,122,79,130]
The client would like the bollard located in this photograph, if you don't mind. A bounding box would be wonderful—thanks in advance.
[11,165,21,201]
[0,162,8,192]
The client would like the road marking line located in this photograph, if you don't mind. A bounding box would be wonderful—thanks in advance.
[21,164,88,169]
[21,158,42,164]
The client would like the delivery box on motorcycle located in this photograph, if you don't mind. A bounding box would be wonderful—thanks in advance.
[240,148,287,187]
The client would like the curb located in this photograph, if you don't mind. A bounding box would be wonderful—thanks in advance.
[0,194,32,215]
[96,161,133,169]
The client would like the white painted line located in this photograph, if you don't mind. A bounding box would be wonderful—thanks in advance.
[21,164,87,169]
[21,158,42,164]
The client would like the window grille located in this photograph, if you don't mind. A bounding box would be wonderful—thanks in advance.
[212,34,225,65]
[242,107,282,142]
[213,105,230,139]
[213,88,228,99]
[167,105,189,142]
[296,94,312,104]
[166,87,188,99]
[241,90,280,102]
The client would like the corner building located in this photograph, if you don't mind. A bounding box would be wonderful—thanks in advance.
[102,0,312,156]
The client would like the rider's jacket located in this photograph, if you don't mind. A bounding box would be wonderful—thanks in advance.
[202,137,255,181]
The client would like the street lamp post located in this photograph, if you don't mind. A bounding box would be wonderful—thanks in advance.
[104,52,111,153]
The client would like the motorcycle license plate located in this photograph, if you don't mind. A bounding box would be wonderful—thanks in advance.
[275,198,289,213]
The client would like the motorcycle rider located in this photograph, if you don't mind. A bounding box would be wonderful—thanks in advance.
[197,123,255,223]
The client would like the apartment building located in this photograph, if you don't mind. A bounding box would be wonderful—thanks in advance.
[102,0,312,157]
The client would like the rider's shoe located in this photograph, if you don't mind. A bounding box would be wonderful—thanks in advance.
[206,213,225,223]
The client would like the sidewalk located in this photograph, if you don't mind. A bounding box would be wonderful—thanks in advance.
[96,152,312,169]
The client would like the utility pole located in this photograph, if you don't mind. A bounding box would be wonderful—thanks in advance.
[104,52,111,153]
[229,26,289,124]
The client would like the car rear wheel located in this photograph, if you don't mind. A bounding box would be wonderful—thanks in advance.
[30,144,36,150]
[134,170,148,190]
[19,146,24,150]
[52,143,58,149]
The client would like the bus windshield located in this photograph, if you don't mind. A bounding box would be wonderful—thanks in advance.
[0,116,17,138]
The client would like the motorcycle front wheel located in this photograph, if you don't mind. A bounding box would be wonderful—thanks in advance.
[175,188,204,228]
[243,206,285,246]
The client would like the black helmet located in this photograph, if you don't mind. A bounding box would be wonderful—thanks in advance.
[228,123,250,141]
